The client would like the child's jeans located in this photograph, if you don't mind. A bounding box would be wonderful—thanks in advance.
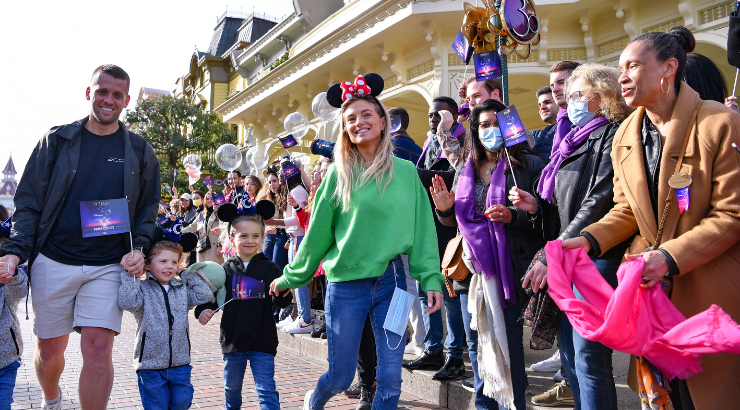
[0,360,21,410]
[137,364,194,410]
[223,351,279,410]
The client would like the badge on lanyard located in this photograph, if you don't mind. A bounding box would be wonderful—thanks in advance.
[669,173,692,214]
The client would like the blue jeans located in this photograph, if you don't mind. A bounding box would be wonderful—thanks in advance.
[290,235,312,323]
[459,293,497,410]
[137,365,194,410]
[559,257,620,410]
[417,281,465,359]
[0,360,20,410]
[263,232,289,270]
[309,258,405,410]
[223,351,279,410]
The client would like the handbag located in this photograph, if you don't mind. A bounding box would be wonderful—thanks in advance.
[197,236,211,253]
[441,234,470,297]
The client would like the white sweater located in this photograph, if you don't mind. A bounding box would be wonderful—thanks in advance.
[283,185,309,236]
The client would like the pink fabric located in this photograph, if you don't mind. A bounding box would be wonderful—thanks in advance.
[545,240,740,380]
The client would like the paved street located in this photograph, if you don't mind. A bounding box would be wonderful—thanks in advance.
[11,296,640,409]
[11,298,445,409]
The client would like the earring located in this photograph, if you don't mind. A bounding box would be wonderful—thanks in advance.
[661,77,670,94]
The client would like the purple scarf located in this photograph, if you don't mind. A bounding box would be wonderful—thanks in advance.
[536,109,610,202]
[455,157,515,308]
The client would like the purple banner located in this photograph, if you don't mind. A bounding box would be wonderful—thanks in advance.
[231,273,265,300]
[79,198,130,238]
[496,106,530,147]
[279,134,299,149]
[212,192,226,205]
[473,51,502,82]
[452,30,474,65]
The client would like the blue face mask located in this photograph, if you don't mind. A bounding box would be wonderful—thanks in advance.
[567,100,596,127]
[479,126,504,152]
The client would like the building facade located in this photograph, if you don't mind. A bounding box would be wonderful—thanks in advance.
[213,0,733,174]
[0,156,18,213]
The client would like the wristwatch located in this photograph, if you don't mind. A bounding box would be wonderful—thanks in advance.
[133,246,145,254]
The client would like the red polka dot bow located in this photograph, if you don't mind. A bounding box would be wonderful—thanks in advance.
[340,75,373,101]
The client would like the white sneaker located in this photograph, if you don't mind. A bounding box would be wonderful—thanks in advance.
[531,350,561,373]
[285,318,314,334]
[276,317,295,330]
[404,343,424,356]
[42,387,63,410]
[553,369,564,382]
[303,389,314,410]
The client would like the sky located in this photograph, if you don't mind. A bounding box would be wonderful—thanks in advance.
[0,0,294,179]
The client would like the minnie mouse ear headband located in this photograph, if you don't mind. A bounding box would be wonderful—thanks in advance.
[216,191,276,224]
[326,73,385,109]
[149,217,198,254]
[0,216,11,238]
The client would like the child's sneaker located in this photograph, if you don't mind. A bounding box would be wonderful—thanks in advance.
[303,389,314,410]
[285,317,313,334]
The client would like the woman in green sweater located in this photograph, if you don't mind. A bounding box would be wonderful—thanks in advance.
[270,74,443,410]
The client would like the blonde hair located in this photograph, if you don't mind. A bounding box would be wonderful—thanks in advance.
[333,94,394,213]
[566,63,634,122]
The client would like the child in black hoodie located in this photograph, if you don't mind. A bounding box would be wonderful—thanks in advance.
[195,213,291,410]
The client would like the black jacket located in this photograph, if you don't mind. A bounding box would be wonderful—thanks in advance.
[0,118,160,266]
[538,121,631,261]
[438,152,547,305]
[195,253,292,355]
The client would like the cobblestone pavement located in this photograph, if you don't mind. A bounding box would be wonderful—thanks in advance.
[11,299,446,410]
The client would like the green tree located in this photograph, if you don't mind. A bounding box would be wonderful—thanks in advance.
[125,97,235,197]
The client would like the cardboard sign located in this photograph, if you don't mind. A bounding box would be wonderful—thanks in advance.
[279,134,299,149]
[496,105,531,147]
[79,198,130,238]
[231,273,265,300]
[452,30,474,65]
[473,50,502,82]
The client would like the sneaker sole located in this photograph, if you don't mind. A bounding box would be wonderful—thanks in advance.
[530,401,575,407]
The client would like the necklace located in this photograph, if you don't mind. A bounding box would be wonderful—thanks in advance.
[483,162,495,175]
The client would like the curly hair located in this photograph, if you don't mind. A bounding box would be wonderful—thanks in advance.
[256,169,287,215]
[566,63,634,122]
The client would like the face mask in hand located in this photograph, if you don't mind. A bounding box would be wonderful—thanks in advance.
[567,100,596,128]
[193,199,203,207]
[479,126,504,152]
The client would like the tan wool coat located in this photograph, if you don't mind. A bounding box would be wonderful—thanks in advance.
[183,208,224,265]
[583,83,740,410]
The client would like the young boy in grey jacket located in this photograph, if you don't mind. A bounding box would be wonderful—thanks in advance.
[0,263,28,410]
[119,235,213,410]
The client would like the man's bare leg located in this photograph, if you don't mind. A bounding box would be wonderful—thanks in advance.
[78,327,115,410]
[35,334,69,400]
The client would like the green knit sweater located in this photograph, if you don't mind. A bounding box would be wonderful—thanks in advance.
[276,157,443,293]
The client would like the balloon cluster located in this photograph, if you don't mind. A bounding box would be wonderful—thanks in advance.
[462,0,540,59]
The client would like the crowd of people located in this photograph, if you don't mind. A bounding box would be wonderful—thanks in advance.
[0,24,739,410]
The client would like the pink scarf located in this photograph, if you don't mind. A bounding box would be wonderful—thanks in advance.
[545,240,740,380]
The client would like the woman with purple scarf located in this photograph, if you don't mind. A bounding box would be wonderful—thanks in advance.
[431,99,545,410]
[510,63,634,410]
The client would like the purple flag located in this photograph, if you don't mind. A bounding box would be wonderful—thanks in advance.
[79,198,130,238]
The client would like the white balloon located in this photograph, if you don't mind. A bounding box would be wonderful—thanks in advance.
[284,112,309,140]
[253,145,270,170]
[183,154,202,170]
[215,144,242,172]
[312,92,340,124]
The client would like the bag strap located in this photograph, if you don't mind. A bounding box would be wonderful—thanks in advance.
[654,101,702,248]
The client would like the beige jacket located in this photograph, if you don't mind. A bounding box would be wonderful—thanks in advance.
[583,83,740,410]
[183,208,224,265]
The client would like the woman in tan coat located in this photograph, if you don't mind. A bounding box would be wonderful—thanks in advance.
[183,191,224,264]
[564,27,740,410]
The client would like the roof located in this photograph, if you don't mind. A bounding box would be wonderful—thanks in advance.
[208,16,245,57]
[237,17,278,45]
[2,156,15,175]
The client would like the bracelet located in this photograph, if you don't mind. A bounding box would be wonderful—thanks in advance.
[436,207,454,217]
